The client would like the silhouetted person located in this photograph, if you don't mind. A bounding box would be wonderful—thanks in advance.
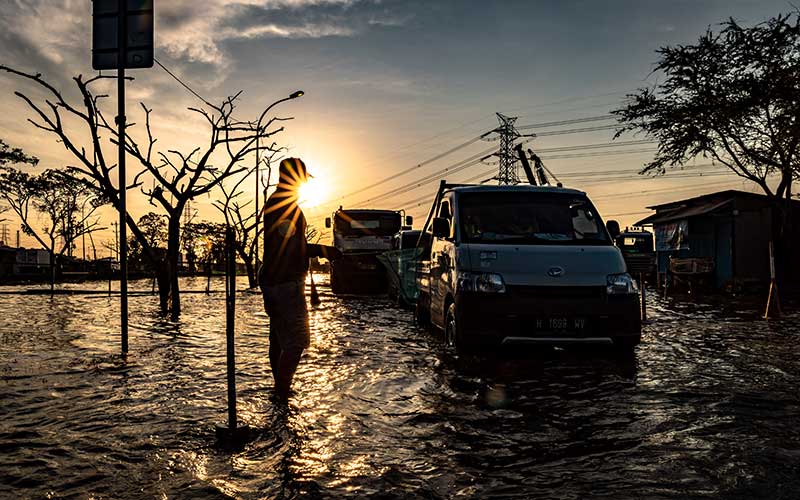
[259,158,339,400]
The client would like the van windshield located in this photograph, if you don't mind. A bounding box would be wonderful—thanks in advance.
[458,192,610,245]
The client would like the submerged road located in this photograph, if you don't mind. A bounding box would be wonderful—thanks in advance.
[1,276,799,499]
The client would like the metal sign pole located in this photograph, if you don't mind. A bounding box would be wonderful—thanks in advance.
[117,0,129,354]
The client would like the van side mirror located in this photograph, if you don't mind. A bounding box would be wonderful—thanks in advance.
[405,215,413,226]
[432,217,449,238]
[325,217,331,229]
[606,220,620,239]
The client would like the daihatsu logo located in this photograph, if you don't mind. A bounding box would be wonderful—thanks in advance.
[547,266,564,278]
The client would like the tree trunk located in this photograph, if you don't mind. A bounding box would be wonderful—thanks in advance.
[770,196,788,288]
[244,255,256,289]
[236,244,257,289]
[167,216,181,319]
[155,264,170,312]
[49,249,55,295]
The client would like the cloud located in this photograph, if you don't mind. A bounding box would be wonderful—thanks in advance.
[1,0,409,70]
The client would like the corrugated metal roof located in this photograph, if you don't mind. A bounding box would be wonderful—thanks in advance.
[635,198,732,226]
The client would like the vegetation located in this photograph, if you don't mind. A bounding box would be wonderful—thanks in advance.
[614,11,800,279]
[0,161,103,290]
[0,67,295,317]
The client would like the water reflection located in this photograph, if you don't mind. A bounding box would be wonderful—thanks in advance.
[1,278,799,498]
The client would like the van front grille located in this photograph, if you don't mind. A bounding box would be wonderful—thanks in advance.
[506,285,604,300]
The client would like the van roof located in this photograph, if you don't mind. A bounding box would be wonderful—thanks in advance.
[444,184,585,196]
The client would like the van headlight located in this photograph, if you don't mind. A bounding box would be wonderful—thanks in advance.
[457,272,506,293]
[606,273,638,295]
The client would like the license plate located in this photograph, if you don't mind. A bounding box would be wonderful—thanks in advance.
[533,317,587,332]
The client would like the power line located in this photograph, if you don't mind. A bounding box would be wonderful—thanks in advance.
[531,124,621,136]
[153,57,217,110]
[333,117,626,205]
[336,133,486,201]
[354,140,651,207]
[516,114,614,129]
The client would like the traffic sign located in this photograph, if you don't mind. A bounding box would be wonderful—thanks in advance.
[92,0,153,70]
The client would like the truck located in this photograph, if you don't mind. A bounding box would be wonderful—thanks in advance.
[381,229,431,306]
[325,208,412,294]
[614,228,656,282]
[414,182,642,354]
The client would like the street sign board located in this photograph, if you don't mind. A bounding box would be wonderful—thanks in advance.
[92,0,153,70]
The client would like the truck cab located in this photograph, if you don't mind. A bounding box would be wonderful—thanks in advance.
[416,185,641,353]
[325,208,410,294]
[615,228,656,280]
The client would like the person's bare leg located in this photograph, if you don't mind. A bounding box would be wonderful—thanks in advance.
[274,348,303,400]
[269,325,281,384]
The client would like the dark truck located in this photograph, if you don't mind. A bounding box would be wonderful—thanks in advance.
[614,228,656,281]
[325,208,411,294]
[414,182,642,354]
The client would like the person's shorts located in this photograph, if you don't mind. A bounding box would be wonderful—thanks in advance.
[262,279,310,352]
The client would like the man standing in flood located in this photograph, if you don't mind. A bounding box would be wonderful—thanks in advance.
[260,157,339,400]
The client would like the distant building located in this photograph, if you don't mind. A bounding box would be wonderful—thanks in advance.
[636,190,800,289]
[14,248,50,277]
[0,245,16,278]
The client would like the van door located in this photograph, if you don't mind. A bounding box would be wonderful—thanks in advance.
[430,197,454,329]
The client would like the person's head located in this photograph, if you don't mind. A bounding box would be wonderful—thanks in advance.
[277,157,311,192]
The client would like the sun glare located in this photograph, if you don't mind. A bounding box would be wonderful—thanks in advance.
[298,174,328,209]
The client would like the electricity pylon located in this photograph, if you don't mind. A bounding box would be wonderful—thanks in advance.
[487,113,536,185]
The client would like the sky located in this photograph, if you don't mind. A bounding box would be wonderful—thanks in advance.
[0,0,794,251]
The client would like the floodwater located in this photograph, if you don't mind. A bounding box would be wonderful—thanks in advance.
[1,277,799,499]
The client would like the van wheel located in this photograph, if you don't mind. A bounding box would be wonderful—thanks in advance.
[613,337,639,356]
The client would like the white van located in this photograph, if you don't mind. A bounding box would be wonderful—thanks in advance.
[415,184,641,353]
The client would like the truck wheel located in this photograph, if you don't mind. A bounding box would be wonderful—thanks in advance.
[415,295,431,329]
[330,266,341,294]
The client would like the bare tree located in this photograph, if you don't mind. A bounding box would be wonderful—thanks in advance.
[212,148,285,288]
[0,66,298,317]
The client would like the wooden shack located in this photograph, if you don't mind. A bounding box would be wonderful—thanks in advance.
[635,190,800,289]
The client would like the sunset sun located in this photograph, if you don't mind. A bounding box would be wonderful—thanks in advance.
[298,173,328,209]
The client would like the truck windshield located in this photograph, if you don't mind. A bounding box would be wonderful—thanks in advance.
[458,192,610,245]
[617,235,653,253]
[335,212,401,236]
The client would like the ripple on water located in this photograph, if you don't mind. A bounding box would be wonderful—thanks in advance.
[1,279,800,498]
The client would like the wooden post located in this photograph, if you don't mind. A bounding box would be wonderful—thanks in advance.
[764,241,782,319]
[216,226,250,444]
[225,226,237,429]
[309,261,321,306]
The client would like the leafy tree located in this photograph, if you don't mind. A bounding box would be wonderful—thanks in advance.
[613,12,800,279]
[0,139,38,167]
[0,167,103,290]
[0,139,38,224]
